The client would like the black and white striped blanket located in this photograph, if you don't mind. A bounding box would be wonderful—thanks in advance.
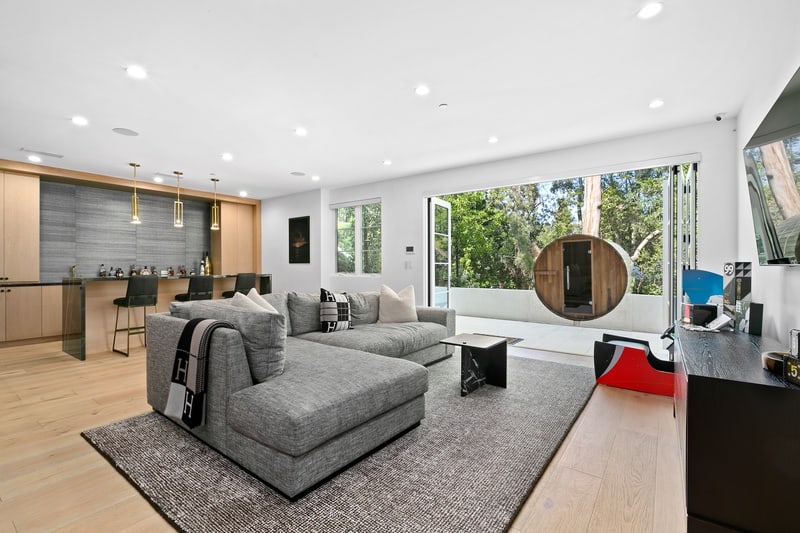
[164,318,234,429]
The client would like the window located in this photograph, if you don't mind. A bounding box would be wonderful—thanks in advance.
[335,200,381,274]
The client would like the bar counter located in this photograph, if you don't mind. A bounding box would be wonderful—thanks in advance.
[62,274,272,360]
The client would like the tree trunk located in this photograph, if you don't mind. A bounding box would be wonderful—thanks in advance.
[582,175,601,236]
[762,141,800,219]
[631,229,661,261]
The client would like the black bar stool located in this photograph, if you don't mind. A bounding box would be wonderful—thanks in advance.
[112,275,158,356]
[222,273,256,298]
[175,275,214,301]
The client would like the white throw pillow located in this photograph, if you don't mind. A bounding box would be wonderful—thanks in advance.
[378,284,418,323]
[232,291,266,312]
[246,288,279,314]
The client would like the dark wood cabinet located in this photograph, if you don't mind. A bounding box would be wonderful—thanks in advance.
[675,327,800,532]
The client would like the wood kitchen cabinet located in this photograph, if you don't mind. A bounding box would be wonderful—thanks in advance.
[0,285,61,342]
[1,171,40,282]
[2,285,42,341]
[41,285,63,337]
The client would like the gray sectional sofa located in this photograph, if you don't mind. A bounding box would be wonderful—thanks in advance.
[146,290,455,498]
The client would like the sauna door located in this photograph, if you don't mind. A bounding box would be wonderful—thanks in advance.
[563,240,593,315]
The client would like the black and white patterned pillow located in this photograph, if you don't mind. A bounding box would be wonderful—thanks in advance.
[320,288,353,332]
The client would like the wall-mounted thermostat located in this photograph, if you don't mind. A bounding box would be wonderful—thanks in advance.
[405,246,415,254]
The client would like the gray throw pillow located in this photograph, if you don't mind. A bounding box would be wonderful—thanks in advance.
[347,291,380,325]
[288,292,320,335]
[170,298,233,320]
[262,292,292,335]
[173,298,286,383]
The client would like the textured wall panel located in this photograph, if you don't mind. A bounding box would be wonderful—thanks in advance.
[40,182,78,281]
[40,181,210,281]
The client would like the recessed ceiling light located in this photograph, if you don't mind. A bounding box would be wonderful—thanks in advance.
[415,84,430,96]
[488,136,499,144]
[221,152,233,161]
[649,98,665,109]
[126,65,148,79]
[20,147,63,158]
[294,127,308,137]
[27,155,42,163]
[311,175,320,182]
[290,171,306,176]
[438,103,449,110]
[112,127,139,136]
[239,191,248,197]
[71,115,89,126]
[383,159,392,166]
[153,176,164,183]
[637,2,663,19]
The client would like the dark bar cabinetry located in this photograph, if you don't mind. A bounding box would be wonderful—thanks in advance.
[675,327,800,532]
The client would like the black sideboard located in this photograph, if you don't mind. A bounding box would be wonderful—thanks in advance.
[675,326,800,532]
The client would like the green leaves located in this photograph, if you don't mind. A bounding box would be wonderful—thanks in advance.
[443,167,666,294]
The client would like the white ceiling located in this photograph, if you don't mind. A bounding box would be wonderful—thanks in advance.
[1,1,799,199]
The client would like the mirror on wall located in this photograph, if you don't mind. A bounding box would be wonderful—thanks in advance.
[743,66,800,265]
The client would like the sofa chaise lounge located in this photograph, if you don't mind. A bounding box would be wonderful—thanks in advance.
[146,289,455,498]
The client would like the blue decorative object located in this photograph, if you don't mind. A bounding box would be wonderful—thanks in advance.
[683,269,723,304]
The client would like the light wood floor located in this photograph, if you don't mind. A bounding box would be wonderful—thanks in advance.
[0,341,686,532]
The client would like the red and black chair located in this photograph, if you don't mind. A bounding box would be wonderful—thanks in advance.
[593,333,674,396]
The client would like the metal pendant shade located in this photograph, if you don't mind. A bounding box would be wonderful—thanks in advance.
[130,162,141,224]
[173,171,184,228]
[210,177,220,231]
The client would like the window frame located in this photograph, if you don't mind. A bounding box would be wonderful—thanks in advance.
[333,198,382,275]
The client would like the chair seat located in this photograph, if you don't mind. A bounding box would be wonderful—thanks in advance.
[113,295,158,307]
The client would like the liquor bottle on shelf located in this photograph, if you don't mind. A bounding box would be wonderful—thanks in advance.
[204,251,212,275]
[99,264,106,277]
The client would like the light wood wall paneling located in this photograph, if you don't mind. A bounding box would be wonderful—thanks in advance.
[1,158,259,206]
[0,173,4,278]
[4,172,40,282]
[0,291,5,341]
[84,277,236,354]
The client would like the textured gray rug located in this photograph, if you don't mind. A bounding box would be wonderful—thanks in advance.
[83,354,595,532]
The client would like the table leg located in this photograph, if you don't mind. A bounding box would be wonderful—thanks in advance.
[461,346,487,396]
[460,343,507,396]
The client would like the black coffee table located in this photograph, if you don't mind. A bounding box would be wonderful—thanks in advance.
[440,333,507,396]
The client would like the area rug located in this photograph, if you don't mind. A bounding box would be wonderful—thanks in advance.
[82,354,595,533]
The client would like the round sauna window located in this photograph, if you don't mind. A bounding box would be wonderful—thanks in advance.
[533,234,629,321]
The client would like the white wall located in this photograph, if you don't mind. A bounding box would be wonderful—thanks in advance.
[450,288,663,333]
[737,48,800,341]
[262,121,739,318]
[261,189,324,293]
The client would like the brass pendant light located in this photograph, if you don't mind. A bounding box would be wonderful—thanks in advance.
[130,162,141,224]
[173,171,184,228]
[210,177,220,231]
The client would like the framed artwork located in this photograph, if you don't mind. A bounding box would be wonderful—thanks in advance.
[289,216,310,263]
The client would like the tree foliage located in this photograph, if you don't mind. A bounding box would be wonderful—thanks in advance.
[443,167,666,294]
